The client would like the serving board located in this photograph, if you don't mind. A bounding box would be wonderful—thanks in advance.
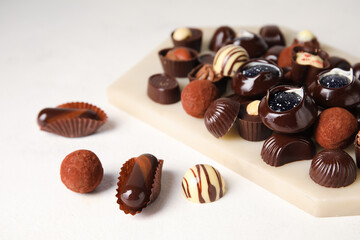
[107,26,360,217]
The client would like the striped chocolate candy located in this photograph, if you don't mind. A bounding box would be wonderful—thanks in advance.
[213,44,249,77]
[182,164,226,203]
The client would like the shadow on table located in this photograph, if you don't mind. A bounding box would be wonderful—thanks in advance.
[91,172,118,194]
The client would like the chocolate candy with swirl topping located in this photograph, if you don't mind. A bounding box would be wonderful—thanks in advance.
[307,68,360,109]
[171,27,203,52]
[213,44,249,77]
[147,73,180,104]
[259,85,318,134]
[204,98,240,138]
[309,149,356,188]
[261,133,316,167]
[227,30,268,58]
[116,154,164,215]
[232,59,283,98]
[182,164,226,203]
[259,25,286,48]
[209,26,236,52]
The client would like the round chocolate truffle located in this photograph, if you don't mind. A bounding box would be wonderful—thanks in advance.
[181,80,219,118]
[213,45,249,77]
[182,164,226,203]
[314,107,358,149]
[310,149,356,188]
[60,150,103,193]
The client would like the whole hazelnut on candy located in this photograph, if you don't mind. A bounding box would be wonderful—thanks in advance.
[173,27,192,41]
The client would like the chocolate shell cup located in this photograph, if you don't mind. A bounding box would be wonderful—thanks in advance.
[204,98,240,138]
[328,56,351,70]
[147,73,180,104]
[259,25,286,48]
[309,149,356,188]
[116,154,164,215]
[264,45,285,64]
[237,101,272,141]
[232,59,283,98]
[209,26,236,52]
[227,31,268,58]
[261,133,316,167]
[290,46,330,85]
[187,64,229,96]
[159,47,199,78]
[171,28,202,52]
[307,68,360,109]
[39,102,107,137]
[259,85,318,134]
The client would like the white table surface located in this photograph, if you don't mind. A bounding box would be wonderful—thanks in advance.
[1,0,360,239]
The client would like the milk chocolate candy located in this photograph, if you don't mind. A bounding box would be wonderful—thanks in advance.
[227,30,268,58]
[147,74,180,104]
[310,149,356,188]
[261,133,316,167]
[38,108,99,127]
[171,27,202,52]
[259,25,286,48]
[209,26,236,52]
[116,154,164,215]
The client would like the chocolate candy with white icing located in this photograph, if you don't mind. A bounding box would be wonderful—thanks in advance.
[182,164,226,203]
[213,45,249,77]
[171,27,203,52]
[293,29,320,49]
[173,27,192,41]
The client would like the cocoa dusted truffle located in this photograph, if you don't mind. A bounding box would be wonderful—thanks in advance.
[228,30,268,58]
[209,26,235,52]
[181,80,219,118]
[314,107,358,149]
[259,25,286,48]
[310,149,356,188]
[60,150,103,193]
[182,164,226,203]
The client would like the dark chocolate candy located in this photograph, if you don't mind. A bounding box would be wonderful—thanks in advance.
[264,45,285,64]
[37,108,99,128]
[293,30,320,49]
[209,26,236,52]
[355,131,360,168]
[232,59,282,98]
[116,154,164,215]
[268,91,302,112]
[261,133,316,167]
[259,25,286,48]
[198,53,215,65]
[307,68,360,109]
[171,28,203,52]
[204,98,240,138]
[147,74,180,104]
[227,30,268,58]
[328,56,351,70]
[353,63,360,80]
[309,149,356,188]
[259,85,318,134]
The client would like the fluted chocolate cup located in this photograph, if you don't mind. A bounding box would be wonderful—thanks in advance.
[171,28,203,52]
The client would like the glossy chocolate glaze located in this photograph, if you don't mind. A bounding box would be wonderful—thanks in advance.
[258,85,318,133]
[261,133,316,167]
[119,154,159,211]
[147,73,180,104]
[227,30,268,58]
[264,45,285,64]
[290,46,330,85]
[355,132,360,168]
[232,59,282,98]
[259,25,286,48]
[310,149,356,188]
[293,35,320,49]
[353,62,360,80]
[171,28,203,52]
[37,108,99,127]
[307,68,360,109]
[328,56,351,70]
[209,26,236,52]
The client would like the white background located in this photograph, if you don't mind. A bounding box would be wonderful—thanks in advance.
[1,0,360,239]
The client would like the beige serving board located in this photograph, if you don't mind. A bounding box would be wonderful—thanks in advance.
[107,26,360,217]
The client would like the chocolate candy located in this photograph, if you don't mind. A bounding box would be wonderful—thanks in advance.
[295,51,324,68]
[264,45,285,64]
[213,45,249,77]
[309,149,356,188]
[232,59,282,98]
[182,164,226,203]
[166,47,192,61]
[293,29,320,49]
[172,27,192,41]
[237,100,272,141]
[353,63,360,80]
[60,149,103,193]
[354,131,360,168]
[147,74,180,104]
[307,68,360,109]
[171,27,202,52]
[259,25,286,48]
[261,133,316,167]
[197,53,215,65]
[328,56,351,70]
[38,108,99,127]
[204,98,240,138]
[259,85,318,133]
[227,30,268,58]
[209,26,236,52]
[116,154,164,215]
[268,91,302,112]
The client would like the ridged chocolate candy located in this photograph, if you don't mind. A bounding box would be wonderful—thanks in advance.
[309,149,356,188]
[204,98,240,138]
[261,133,316,167]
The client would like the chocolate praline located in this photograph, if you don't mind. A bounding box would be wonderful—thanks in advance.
[209,26,236,52]
[232,59,283,98]
[293,29,320,49]
[227,30,268,58]
[328,56,351,70]
[147,73,180,104]
[307,68,360,109]
[264,45,285,64]
[258,85,318,134]
[354,131,360,168]
[259,25,286,48]
[171,27,203,52]
[197,53,216,65]
[353,63,360,80]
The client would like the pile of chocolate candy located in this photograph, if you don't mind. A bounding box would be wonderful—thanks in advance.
[148,25,360,189]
